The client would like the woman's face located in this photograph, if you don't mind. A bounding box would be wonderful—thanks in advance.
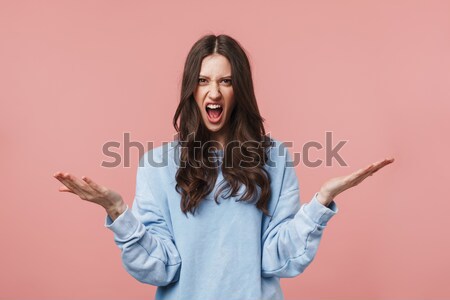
[194,54,235,146]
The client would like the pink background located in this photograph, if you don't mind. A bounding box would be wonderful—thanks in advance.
[1,0,449,299]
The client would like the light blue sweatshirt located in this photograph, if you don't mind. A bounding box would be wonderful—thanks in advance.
[104,138,338,300]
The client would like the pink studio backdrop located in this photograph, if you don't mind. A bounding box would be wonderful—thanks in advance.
[1,1,449,299]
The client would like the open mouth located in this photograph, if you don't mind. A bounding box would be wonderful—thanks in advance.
[206,104,223,123]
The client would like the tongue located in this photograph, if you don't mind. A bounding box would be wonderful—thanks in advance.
[208,109,221,119]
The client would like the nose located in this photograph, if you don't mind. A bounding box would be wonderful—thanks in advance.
[208,84,221,100]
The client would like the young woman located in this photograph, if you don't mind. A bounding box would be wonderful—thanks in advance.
[54,34,394,300]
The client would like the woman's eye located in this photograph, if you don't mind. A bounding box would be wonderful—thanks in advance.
[198,78,231,85]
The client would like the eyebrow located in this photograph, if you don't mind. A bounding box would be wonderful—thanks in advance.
[199,75,232,79]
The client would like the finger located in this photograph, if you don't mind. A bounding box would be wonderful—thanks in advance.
[59,186,76,194]
[65,173,90,189]
[370,159,394,174]
[57,173,92,199]
[348,169,376,187]
[360,158,393,176]
[54,173,78,191]
[376,157,394,166]
[345,158,394,185]
[58,177,86,197]
[82,176,105,193]
[54,172,86,196]
[356,158,394,181]
[347,164,376,181]
[362,165,385,178]
[65,173,97,194]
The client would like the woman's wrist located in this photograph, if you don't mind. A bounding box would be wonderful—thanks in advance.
[316,191,333,207]
[105,200,127,221]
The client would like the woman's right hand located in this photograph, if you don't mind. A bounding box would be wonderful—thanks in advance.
[53,172,127,221]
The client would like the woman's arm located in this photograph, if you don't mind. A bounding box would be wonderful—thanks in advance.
[53,153,182,287]
[261,146,394,278]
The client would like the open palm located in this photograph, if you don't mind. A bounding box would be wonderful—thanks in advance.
[317,158,395,206]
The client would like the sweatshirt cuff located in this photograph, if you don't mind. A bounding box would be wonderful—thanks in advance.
[104,205,140,241]
[301,192,338,226]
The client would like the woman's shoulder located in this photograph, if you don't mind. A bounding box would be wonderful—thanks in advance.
[265,136,294,166]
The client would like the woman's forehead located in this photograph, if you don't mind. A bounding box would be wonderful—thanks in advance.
[199,54,232,75]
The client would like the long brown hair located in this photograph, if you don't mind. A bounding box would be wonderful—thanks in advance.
[172,34,274,217]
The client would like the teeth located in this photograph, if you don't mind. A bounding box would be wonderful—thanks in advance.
[206,104,222,109]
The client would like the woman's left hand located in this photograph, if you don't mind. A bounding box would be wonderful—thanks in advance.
[316,157,395,206]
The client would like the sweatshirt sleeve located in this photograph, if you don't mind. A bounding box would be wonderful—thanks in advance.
[261,147,338,278]
[104,154,182,286]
